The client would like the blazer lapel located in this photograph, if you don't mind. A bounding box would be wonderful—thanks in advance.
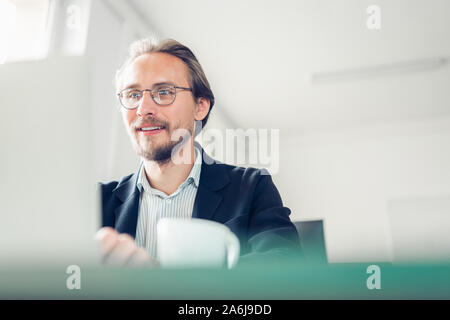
[112,172,140,238]
[192,146,230,221]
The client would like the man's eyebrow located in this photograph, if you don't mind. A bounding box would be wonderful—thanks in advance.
[121,83,141,91]
[121,81,177,91]
[156,81,180,87]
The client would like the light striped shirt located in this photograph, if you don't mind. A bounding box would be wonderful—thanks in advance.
[134,146,202,259]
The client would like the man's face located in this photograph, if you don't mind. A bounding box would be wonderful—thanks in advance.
[119,52,207,163]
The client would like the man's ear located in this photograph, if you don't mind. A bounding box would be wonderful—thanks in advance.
[194,97,211,121]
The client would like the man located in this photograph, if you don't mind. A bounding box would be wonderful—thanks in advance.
[96,38,300,267]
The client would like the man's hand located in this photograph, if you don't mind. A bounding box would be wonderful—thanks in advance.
[95,227,159,267]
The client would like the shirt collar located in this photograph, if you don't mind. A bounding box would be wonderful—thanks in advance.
[136,145,202,194]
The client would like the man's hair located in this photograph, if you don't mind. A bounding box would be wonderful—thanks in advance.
[115,38,215,130]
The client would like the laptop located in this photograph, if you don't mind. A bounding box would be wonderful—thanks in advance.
[0,56,100,267]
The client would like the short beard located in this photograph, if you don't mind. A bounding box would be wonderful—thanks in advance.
[133,122,194,165]
[139,139,177,164]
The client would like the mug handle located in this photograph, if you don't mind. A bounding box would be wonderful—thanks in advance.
[225,231,240,269]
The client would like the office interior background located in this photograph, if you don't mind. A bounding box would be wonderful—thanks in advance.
[1,0,449,264]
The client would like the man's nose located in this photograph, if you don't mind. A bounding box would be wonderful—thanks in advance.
[136,90,158,117]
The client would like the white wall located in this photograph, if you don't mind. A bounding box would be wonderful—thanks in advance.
[274,116,450,262]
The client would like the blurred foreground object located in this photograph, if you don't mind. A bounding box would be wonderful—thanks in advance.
[0,56,99,267]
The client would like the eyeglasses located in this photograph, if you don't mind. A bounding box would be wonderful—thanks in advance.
[117,84,192,109]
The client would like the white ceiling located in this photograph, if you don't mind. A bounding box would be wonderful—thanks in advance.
[131,0,450,132]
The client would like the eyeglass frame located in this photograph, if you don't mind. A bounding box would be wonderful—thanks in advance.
[117,84,193,110]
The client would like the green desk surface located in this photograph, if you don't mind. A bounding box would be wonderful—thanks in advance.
[1,259,449,299]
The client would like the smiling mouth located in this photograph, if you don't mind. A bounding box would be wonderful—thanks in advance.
[137,126,165,132]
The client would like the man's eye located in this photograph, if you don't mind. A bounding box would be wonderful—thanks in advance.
[158,89,170,96]
[127,91,141,99]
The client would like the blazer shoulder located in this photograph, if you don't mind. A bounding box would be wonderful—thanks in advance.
[220,162,270,182]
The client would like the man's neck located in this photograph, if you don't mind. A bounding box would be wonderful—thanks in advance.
[143,142,196,196]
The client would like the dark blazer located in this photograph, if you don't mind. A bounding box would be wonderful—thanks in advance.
[100,143,301,261]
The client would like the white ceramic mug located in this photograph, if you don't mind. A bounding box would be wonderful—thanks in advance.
[156,218,240,268]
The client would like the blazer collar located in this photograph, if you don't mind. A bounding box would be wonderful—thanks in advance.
[192,141,230,221]
[112,162,141,203]
[195,141,229,191]
[111,169,141,236]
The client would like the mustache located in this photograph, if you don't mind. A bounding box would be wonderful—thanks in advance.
[132,116,169,130]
